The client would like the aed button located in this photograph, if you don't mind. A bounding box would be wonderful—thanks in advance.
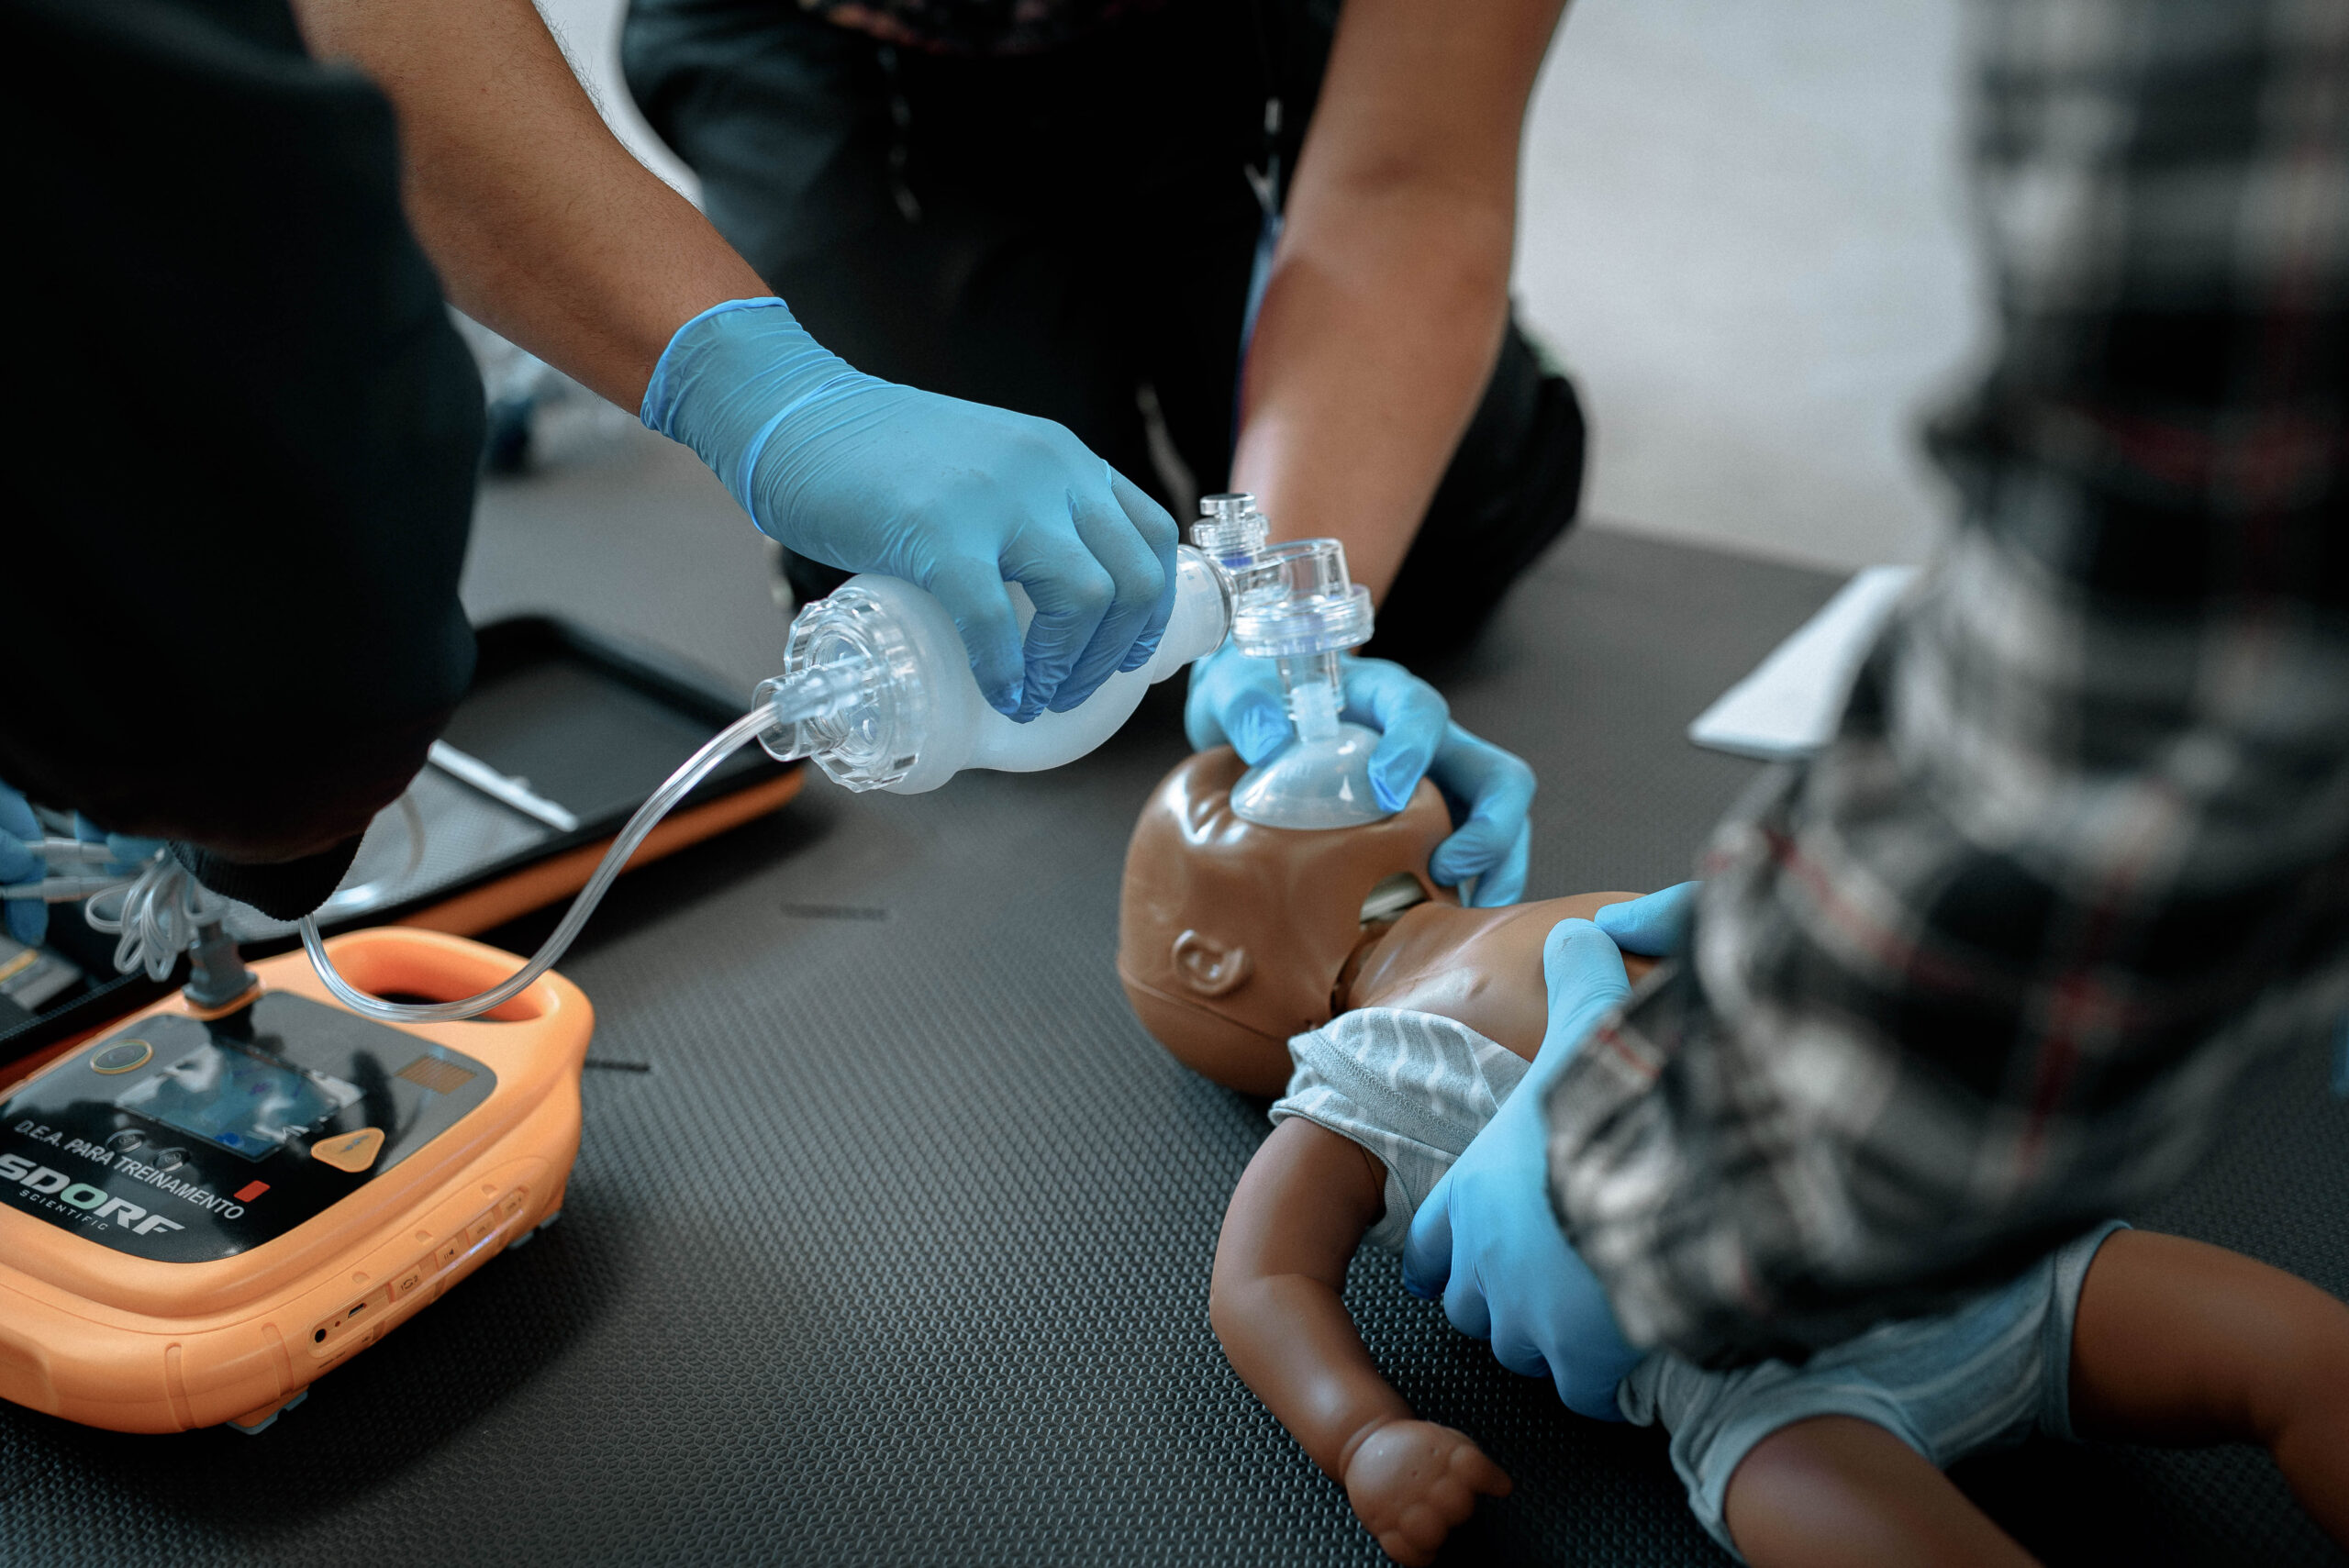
[310,1128,386,1173]
[90,1039,153,1074]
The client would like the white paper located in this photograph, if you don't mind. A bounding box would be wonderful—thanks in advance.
[1687,565,1918,761]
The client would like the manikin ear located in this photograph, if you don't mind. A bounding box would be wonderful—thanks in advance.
[1171,929,1252,997]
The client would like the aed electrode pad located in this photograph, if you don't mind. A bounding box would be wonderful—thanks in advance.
[0,995,495,1264]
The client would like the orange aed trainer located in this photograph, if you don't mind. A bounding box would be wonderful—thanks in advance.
[0,927,590,1435]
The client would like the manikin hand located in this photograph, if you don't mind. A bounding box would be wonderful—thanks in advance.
[1186,647,1536,905]
[642,299,1180,722]
[1341,1418,1512,1568]
[1401,918,1642,1418]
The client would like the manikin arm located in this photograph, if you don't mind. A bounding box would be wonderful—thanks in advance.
[288,0,762,410]
[1211,1118,1509,1566]
[1232,0,1567,600]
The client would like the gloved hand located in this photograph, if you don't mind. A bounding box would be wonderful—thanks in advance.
[643,298,1180,721]
[0,783,44,946]
[1401,918,1642,1418]
[73,817,166,879]
[1593,880,1700,959]
[1185,646,1535,905]
[0,786,161,947]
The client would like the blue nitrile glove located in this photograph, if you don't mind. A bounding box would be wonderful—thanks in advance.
[1185,646,1536,905]
[0,792,172,948]
[0,783,44,946]
[1593,880,1701,960]
[643,298,1180,721]
[72,817,167,881]
[1401,918,1642,1418]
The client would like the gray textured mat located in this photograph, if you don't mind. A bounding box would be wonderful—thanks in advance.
[2,521,2342,1566]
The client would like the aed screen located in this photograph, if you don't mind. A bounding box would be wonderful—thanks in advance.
[115,1044,360,1162]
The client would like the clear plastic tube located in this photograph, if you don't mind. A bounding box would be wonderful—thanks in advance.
[300,668,857,1024]
[86,856,233,981]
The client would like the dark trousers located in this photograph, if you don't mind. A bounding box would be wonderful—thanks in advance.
[621,0,1584,666]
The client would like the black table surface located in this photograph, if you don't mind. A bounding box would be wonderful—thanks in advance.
[3,518,2342,1566]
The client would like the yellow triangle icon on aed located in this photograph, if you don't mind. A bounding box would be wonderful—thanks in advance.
[310,1127,386,1173]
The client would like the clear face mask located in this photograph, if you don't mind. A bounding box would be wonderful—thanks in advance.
[1222,539,1387,830]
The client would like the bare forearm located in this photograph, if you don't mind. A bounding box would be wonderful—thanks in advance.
[1232,204,1511,600]
[290,0,766,409]
[1230,0,1564,603]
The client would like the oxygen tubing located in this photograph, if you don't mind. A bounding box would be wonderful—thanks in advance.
[298,655,874,1023]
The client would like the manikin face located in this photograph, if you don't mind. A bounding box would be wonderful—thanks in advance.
[1117,748,1457,1095]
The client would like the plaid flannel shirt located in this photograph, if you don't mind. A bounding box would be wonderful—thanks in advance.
[1547,0,2349,1365]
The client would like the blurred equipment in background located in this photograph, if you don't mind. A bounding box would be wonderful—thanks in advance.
[451,313,634,475]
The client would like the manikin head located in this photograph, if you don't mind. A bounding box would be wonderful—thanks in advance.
[1117,748,1457,1095]
[1119,750,1652,1095]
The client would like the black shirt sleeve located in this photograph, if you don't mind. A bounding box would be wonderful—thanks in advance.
[0,0,483,917]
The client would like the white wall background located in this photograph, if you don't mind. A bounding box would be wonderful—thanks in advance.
[1514,0,1987,568]
[537,0,1988,571]
[537,0,698,196]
